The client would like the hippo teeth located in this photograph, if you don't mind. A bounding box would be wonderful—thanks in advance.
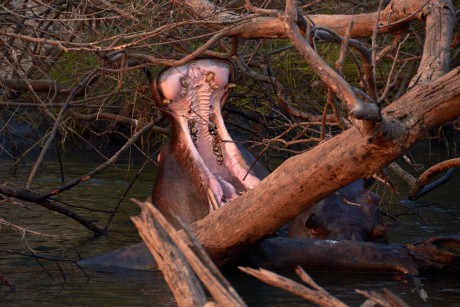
[156,58,262,212]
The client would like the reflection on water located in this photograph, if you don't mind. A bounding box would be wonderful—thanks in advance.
[0,144,459,306]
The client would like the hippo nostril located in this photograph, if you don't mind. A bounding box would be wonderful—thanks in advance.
[305,213,321,229]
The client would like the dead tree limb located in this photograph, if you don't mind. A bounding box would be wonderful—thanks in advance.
[37,120,161,201]
[282,0,381,125]
[239,266,347,307]
[241,261,409,306]
[131,200,246,306]
[173,0,429,39]
[26,69,100,188]
[409,0,455,87]
[247,236,460,275]
[0,182,104,234]
[131,202,209,306]
[356,288,410,307]
[185,65,460,267]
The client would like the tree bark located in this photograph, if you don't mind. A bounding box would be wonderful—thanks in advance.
[409,0,455,87]
[248,236,460,275]
[132,202,209,307]
[186,66,460,267]
[173,0,428,38]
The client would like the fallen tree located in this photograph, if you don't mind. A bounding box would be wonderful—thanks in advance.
[150,0,458,267]
[185,58,460,268]
[76,0,460,274]
[80,67,460,271]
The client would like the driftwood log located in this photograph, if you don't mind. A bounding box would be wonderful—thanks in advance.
[132,200,413,306]
[247,236,460,275]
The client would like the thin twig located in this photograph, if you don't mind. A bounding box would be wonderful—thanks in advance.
[27,69,99,188]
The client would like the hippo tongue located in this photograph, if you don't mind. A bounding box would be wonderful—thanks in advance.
[156,59,262,211]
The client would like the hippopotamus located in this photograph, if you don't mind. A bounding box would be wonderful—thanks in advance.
[288,179,387,243]
[79,58,386,270]
[150,58,266,229]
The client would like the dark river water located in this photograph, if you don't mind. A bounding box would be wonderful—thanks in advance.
[0,142,459,306]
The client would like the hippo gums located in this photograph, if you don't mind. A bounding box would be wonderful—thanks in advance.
[150,58,263,228]
[288,179,387,243]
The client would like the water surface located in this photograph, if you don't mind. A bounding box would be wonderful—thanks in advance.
[0,145,459,306]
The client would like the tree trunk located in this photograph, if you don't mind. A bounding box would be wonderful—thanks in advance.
[186,66,460,267]
[248,236,460,275]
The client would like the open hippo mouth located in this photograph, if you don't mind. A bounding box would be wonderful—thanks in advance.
[151,58,264,226]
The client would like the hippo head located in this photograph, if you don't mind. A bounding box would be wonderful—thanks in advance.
[150,58,265,228]
[288,180,387,243]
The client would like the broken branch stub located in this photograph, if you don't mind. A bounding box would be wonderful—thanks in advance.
[131,202,209,306]
[131,199,246,306]
[282,0,381,126]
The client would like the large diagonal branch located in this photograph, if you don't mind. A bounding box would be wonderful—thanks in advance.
[185,66,460,267]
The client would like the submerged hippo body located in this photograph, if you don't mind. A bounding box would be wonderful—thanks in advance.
[288,179,387,243]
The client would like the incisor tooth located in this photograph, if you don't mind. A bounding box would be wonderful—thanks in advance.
[180,78,189,88]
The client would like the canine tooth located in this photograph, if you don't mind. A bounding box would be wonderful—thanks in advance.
[225,83,236,89]
[206,72,214,82]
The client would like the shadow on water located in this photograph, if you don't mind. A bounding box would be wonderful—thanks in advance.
[0,144,459,306]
